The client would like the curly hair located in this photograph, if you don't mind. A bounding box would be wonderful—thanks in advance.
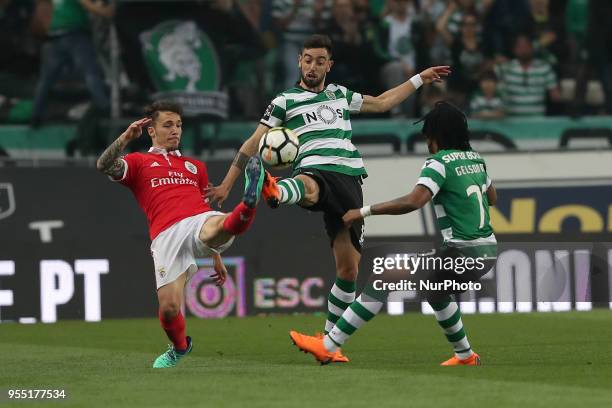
[417,101,472,151]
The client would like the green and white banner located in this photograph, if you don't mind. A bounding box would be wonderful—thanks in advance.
[140,20,228,118]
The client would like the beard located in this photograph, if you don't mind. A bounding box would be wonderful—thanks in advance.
[301,71,325,89]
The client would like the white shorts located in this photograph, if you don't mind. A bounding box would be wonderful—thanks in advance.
[150,211,235,289]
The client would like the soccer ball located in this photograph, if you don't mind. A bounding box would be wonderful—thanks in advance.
[258,127,300,168]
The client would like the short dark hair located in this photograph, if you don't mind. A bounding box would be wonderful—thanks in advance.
[417,101,472,151]
[302,34,333,57]
[144,101,183,122]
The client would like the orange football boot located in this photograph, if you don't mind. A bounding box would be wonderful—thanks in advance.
[262,172,280,208]
[290,331,349,365]
[440,352,481,366]
[314,332,350,362]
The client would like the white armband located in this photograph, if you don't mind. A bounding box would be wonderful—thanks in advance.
[409,74,423,90]
[360,205,372,218]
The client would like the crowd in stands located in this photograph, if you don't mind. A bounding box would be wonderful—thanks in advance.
[1,0,612,126]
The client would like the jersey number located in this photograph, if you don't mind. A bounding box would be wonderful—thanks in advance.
[466,184,487,229]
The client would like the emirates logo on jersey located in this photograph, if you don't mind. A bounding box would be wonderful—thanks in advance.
[184,161,198,174]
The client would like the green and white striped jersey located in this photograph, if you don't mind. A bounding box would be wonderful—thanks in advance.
[495,59,557,116]
[417,149,497,258]
[260,84,367,177]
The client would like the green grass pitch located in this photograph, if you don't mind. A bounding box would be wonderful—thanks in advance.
[1,311,611,407]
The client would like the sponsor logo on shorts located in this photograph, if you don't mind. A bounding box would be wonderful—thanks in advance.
[184,161,198,174]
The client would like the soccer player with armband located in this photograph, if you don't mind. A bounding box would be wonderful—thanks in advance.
[208,34,450,363]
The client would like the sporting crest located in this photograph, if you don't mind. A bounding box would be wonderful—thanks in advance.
[140,20,228,117]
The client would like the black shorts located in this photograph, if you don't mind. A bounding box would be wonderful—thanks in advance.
[424,246,496,303]
[294,168,365,252]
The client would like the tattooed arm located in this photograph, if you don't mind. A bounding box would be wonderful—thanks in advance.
[96,118,151,178]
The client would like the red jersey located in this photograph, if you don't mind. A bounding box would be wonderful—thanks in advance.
[114,148,212,240]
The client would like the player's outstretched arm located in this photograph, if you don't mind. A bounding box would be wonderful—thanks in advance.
[342,185,432,227]
[96,118,151,178]
[207,123,269,207]
[360,66,451,113]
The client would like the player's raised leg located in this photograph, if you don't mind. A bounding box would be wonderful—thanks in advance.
[202,156,266,248]
[262,173,313,208]
[154,272,193,368]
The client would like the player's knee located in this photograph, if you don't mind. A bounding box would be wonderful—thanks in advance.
[336,265,358,281]
[301,189,319,205]
[296,175,319,205]
[159,301,180,320]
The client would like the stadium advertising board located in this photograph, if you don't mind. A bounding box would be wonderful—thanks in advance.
[0,165,333,323]
[364,150,612,237]
[360,241,612,316]
[1,152,611,323]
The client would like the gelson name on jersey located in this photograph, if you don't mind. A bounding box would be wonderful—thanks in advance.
[455,163,486,176]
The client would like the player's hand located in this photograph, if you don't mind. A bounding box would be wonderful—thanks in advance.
[121,118,151,142]
[419,66,452,85]
[211,256,228,287]
[205,183,230,208]
[343,209,363,228]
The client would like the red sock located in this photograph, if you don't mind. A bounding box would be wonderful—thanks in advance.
[159,310,188,351]
[222,202,256,235]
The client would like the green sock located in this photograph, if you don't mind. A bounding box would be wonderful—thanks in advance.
[430,297,473,359]
[325,277,355,334]
[277,178,305,205]
[325,294,384,351]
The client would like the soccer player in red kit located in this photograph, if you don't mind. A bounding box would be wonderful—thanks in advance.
[96,101,266,368]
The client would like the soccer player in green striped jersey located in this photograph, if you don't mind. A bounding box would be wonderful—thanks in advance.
[291,101,497,365]
[210,34,450,361]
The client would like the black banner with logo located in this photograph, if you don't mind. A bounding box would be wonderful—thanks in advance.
[1,164,612,323]
[0,162,335,323]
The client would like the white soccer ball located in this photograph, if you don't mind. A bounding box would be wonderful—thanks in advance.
[258,127,300,169]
